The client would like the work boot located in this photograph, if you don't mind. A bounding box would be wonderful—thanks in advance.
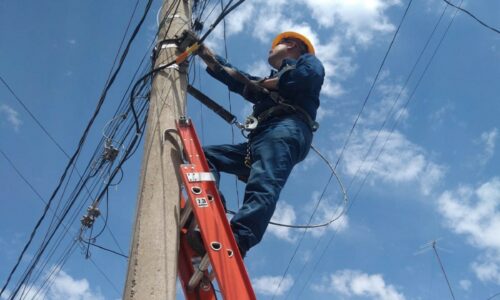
[187,229,206,257]
[232,234,247,259]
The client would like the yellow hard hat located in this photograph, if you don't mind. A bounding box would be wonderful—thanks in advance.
[271,31,315,55]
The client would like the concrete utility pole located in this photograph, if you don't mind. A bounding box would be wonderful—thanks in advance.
[124,1,191,299]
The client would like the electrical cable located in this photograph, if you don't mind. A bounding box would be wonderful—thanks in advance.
[0,1,154,296]
[275,1,416,297]
[431,242,456,300]
[333,0,414,171]
[2,1,183,296]
[8,110,146,299]
[84,241,128,259]
[6,60,150,300]
[442,0,500,35]
[487,292,500,300]
[0,76,69,158]
[5,1,247,298]
[218,0,242,209]
[0,149,47,205]
[292,3,463,299]
[345,1,450,193]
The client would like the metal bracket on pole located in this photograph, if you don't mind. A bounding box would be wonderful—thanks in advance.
[166,14,190,24]
[185,171,216,183]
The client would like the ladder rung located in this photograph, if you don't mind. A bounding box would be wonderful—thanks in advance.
[187,254,211,290]
[180,200,193,229]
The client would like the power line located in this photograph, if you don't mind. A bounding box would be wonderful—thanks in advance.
[0,148,121,300]
[1,0,192,296]
[333,0,414,171]
[345,1,450,193]
[432,241,456,300]
[0,149,47,205]
[269,1,415,298]
[487,292,500,300]
[9,1,192,290]
[442,0,500,35]
[84,241,128,259]
[292,2,464,299]
[0,76,69,158]
[0,1,155,296]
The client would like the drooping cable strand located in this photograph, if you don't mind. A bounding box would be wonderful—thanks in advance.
[19,77,150,298]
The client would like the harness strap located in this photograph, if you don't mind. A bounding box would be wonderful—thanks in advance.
[187,85,237,125]
[266,91,319,132]
[255,104,319,132]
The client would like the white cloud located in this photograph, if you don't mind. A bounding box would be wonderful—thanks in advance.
[1,104,22,131]
[437,178,500,284]
[204,0,403,100]
[312,269,406,300]
[429,103,454,127]
[225,2,255,35]
[307,192,349,238]
[252,274,294,296]
[246,60,269,78]
[316,106,334,122]
[300,0,400,45]
[475,128,498,167]
[360,81,408,127]
[459,279,471,291]
[269,201,297,242]
[342,129,444,195]
[3,268,104,300]
[298,153,319,171]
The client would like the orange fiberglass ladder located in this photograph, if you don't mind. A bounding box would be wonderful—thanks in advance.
[176,117,256,300]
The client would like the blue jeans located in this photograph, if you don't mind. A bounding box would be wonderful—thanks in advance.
[203,115,312,255]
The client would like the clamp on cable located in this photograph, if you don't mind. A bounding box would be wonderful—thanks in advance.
[81,205,101,228]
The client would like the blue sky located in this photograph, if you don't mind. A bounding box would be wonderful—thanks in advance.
[1,0,500,299]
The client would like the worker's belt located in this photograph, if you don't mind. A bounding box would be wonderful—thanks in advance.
[253,104,319,132]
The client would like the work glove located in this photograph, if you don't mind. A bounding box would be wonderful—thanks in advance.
[242,80,269,102]
[196,44,221,71]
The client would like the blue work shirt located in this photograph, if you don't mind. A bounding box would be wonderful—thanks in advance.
[206,53,325,121]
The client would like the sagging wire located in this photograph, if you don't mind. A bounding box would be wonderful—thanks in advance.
[292,3,464,299]
[9,86,149,300]
[130,0,248,134]
[3,1,178,297]
[224,145,348,229]
[0,1,155,296]
[442,0,500,35]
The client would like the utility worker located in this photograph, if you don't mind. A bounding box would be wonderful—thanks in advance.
[195,32,325,257]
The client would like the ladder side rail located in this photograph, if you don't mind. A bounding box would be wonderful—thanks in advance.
[178,196,217,300]
[177,119,256,300]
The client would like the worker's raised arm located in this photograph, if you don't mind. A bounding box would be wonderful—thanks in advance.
[276,54,324,98]
[197,44,265,103]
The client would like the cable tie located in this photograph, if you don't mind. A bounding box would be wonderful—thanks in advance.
[166,14,189,24]
[161,43,178,49]
[157,63,180,71]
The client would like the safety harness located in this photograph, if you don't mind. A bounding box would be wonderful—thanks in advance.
[187,85,319,134]
[215,63,319,133]
[188,60,319,168]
